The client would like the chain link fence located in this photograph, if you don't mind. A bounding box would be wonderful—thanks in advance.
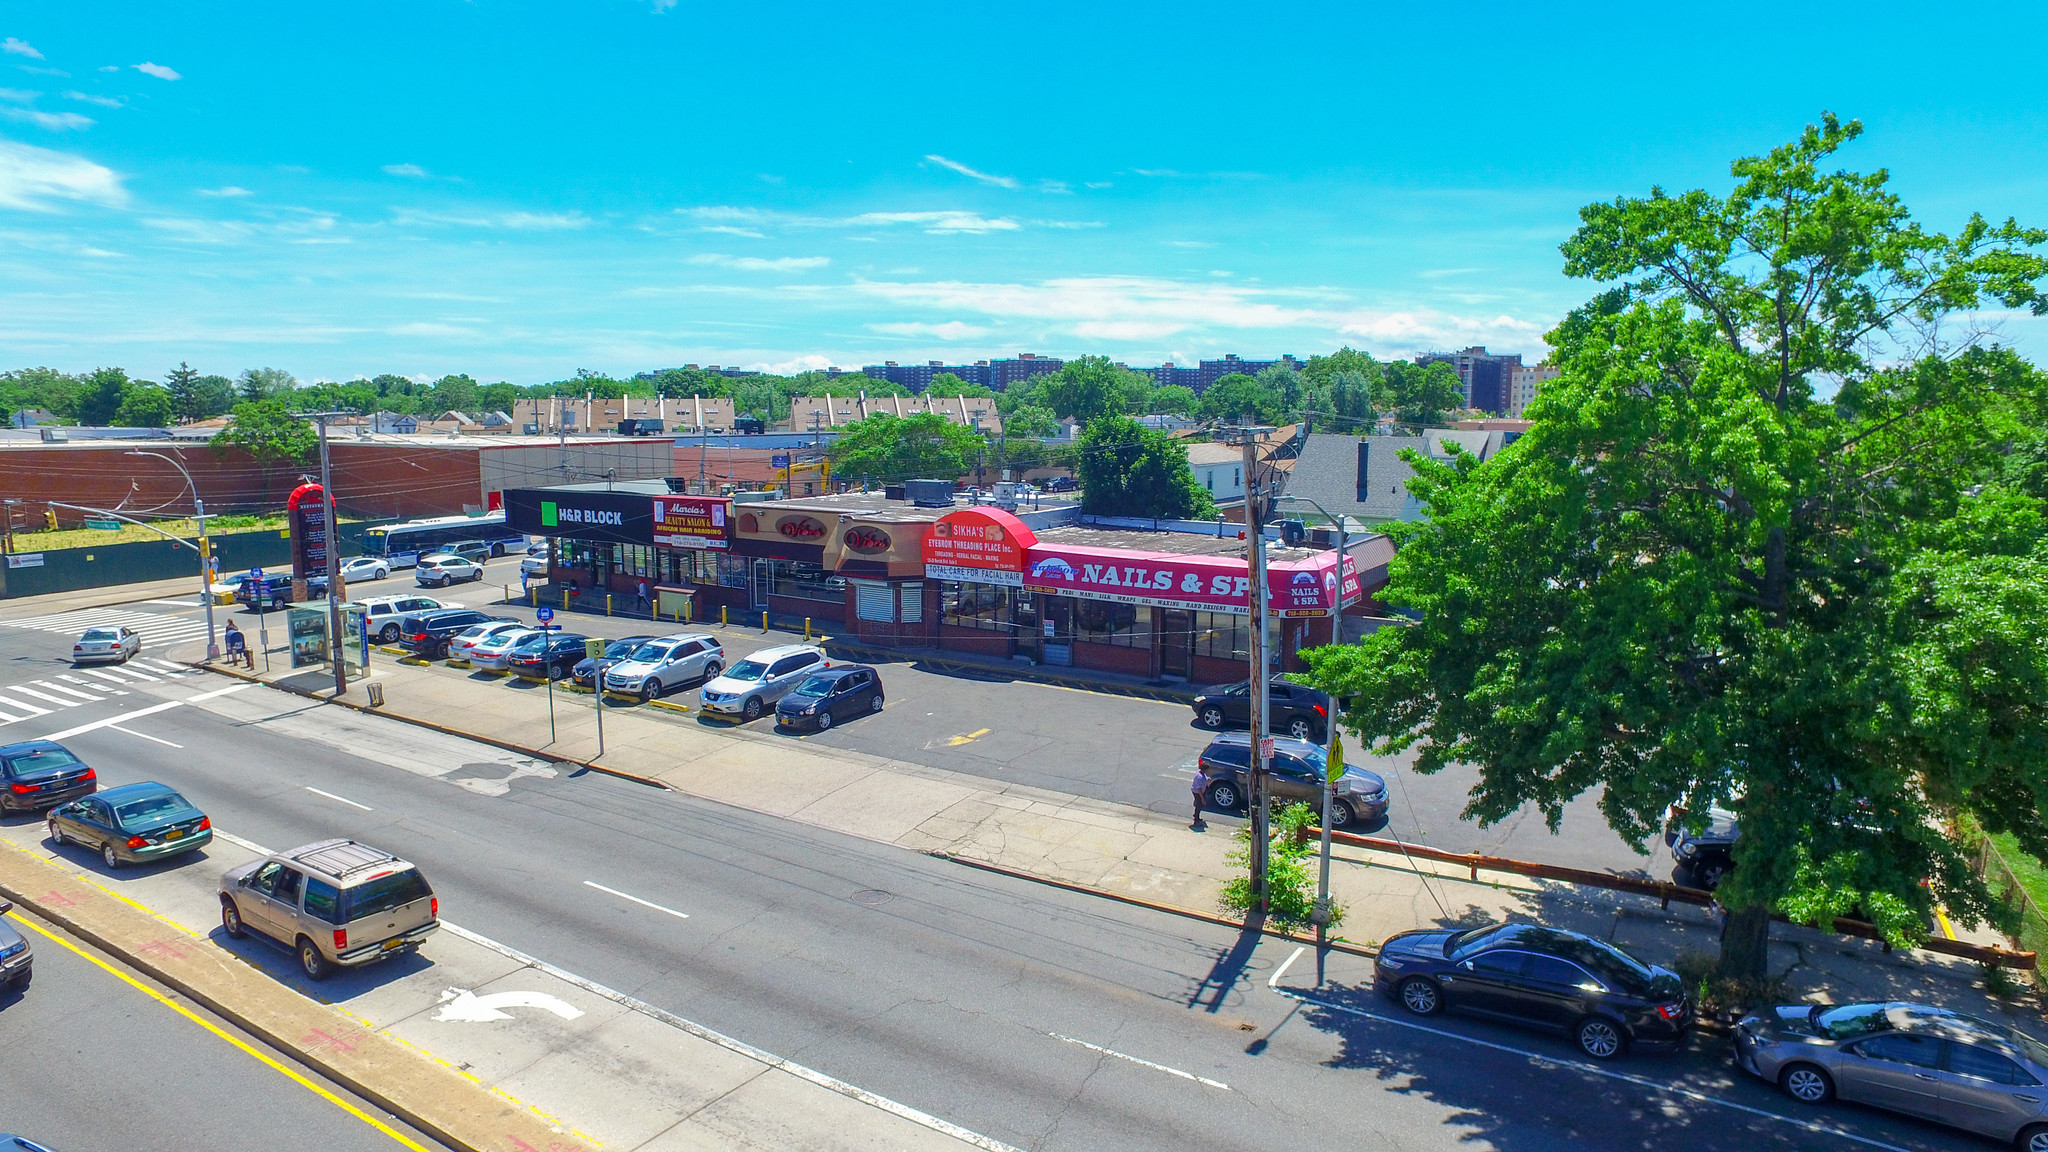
[1970,834,2048,972]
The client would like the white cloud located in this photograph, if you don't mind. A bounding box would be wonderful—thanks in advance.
[97,65,119,73]
[382,162,430,178]
[923,154,1017,189]
[699,224,765,238]
[198,185,253,197]
[867,321,989,341]
[1084,181,1113,189]
[388,322,479,338]
[679,205,1021,235]
[852,210,1018,234]
[1168,240,1216,248]
[143,211,343,244]
[132,62,181,81]
[391,208,590,230]
[2,38,42,60]
[0,139,127,210]
[62,91,123,108]
[0,105,94,130]
[0,87,35,102]
[1036,179,1071,194]
[17,65,66,77]
[688,253,830,272]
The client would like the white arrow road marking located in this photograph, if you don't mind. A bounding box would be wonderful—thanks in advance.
[433,987,586,1023]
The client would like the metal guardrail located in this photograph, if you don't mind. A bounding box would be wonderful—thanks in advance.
[1312,826,2039,970]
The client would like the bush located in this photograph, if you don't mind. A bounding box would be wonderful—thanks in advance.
[1220,801,1345,932]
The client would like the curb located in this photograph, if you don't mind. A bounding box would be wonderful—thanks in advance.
[821,639,1200,705]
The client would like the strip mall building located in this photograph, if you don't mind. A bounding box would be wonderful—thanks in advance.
[507,481,1391,681]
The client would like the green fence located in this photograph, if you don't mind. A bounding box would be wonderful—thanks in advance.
[1972,834,2048,968]
[0,518,401,599]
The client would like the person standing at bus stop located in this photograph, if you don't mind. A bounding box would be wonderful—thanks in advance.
[636,578,650,615]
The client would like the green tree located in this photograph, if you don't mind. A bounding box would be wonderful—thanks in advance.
[1003,403,1060,439]
[75,367,132,425]
[0,366,82,423]
[1197,373,1285,424]
[1379,361,1463,428]
[828,411,985,483]
[1142,384,1198,415]
[1296,115,2048,981]
[929,372,998,401]
[431,373,479,413]
[113,382,174,428]
[238,366,298,401]
[165,362,203,422]
[1076,414,1215,520]
[191,374,237,418]
[211,398,317,464]
[1035,356,1149,422]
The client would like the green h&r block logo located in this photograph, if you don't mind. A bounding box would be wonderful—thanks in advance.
[540,501,558,528]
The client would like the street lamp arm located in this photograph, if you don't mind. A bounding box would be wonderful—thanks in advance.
[123,447,221,662]
[45,502,202,554]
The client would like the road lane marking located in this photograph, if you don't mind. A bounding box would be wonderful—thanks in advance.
[145,658,195,674]
[584,880,689,919]
[1278,990,1914,1152]
[9,915,436,1152]
[3,685,80,709]
[32,679,103,702]
[40,698,185,741]
[143,598,201,606]
[187,682,252,702]
[109,725,182,748]
[1268,945,1306,989]
[947,727,992,746]
[306,786,373,811]
[434,987,585,1023]
[1045,1031,1230,1090]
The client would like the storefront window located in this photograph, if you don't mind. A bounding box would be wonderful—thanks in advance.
[1074,599,1151,649]
[768,560,843,604]
[940,582,1011,631]
[1190,611,1251,661]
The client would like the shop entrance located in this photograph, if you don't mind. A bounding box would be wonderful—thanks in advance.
[751,559,774,610]
[1012,588,1041,663]
[1159,609,1193,679]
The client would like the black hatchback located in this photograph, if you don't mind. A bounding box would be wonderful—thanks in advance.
[775,665,884,731]
[1374,922,1692,1059]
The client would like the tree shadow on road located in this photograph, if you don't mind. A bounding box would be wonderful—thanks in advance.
[1187,914,1265,1014]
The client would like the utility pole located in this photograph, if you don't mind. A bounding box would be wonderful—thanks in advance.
[1235,423,1275,911]
[127,450,219,661]
[295,410,355,697]
[1278,493,1350,949]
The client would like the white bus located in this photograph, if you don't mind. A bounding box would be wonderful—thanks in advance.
[359,512,527,569]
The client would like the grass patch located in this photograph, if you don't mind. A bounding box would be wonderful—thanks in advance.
[14,513,371,551]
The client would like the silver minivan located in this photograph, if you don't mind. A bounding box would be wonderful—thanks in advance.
[220,839,439,981]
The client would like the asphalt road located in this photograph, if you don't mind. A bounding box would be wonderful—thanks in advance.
[0,904,446,1152]
[0,618,1994,1152]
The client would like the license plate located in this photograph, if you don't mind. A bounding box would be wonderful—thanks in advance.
[165,829,184,840]
[382,938,405,951]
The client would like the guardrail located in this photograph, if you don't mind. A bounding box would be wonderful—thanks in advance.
[1311,826,2038,970]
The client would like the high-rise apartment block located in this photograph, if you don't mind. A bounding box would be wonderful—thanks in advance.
[1418,346,1524,416]
[859,354,1061,392]
[1195,353,1304,392]
[1509,363,1560,416]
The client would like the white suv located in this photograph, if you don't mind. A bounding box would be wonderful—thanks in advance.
[416,555,484,587]
[602,633,724,702]
[698,644,828,722]
[359,594,458,643]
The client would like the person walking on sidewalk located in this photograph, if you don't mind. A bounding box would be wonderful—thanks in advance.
[1190,764,1211,829]
[636,578,650,615]
[223,620,252,669]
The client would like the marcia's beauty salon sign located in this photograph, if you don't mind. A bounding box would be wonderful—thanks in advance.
[652,495,731,550]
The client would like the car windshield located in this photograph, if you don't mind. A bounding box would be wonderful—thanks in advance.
[725,660,769,681]
[80,629,118,641]
[339,869,432,922]
[790,675,836,697]
[607,639,647,658]
[4,747,81,778]
[115,792,191,824]
[1814,1004,1892,1040]
[511,634,549,654]
[1445,925,1512,957]
[628,643,671,662]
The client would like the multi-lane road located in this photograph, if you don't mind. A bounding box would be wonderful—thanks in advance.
[0,581,1994,1152]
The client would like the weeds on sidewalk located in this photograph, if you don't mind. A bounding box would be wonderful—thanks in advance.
[1673,948,1789,1020]
[1221,802,1346,932]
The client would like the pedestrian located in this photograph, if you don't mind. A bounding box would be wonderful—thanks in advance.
[223,620,252,669]
[1190,763,1211,829]
[520,567,531,597]
[636,578,650,615]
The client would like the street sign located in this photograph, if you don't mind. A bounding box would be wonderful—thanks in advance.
[536,606,554,624]
[84,518,120,531]
[1258,736,1275,762]
[1327,731,1346,783]
[584,639,605,659]
[251,567,264,581]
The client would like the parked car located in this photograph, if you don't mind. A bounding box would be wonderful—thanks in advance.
[520,553,549,577]
[602,633,725,701]
[1664,805,1739,889]
[219,838,440,981]
[697,643,829,721]
[775,665,884,731]
[398,608,503,659]
[46,782,212,868]
[415,555,485,587]
[574,635,654,687]
[207,571,251,605]
[71,626,139,664]
[468,627,545,671]
[239,573,327,611]
[1375,922,1691,1059]
[338,556,390,583]
[0,899,31,993]
[1043,476,1078,493]
[1191,678,1334,743]
[360,595,457,643]
[0,741,97,814]
[445,619,528,665]
[1195,732,1387,828]
[1737,1001,2048,1147]
[508,633,590,680]
[445,540,495,563]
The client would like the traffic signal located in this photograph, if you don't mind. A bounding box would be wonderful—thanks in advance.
[45,508,56,530]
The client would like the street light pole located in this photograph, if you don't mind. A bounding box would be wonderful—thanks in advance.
[1277,493,1352,950]
[127,450,219,662]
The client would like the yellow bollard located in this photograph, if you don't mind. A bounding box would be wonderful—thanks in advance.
[684,599,692,623]
[562,589,570,610]
[606,594,613,617]
[530,588,537,607]
[720,605,728,627]
[762,611,769,632]
[805,617,812,641]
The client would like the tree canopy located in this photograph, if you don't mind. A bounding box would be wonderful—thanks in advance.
[1076,414,1215,520]
[1027,356,1151,422]
[827,411,985,484]
[1297,115,2048,978]
[1378,361,1464,428]
[211,398,318,465]
[1198,373,1286,424]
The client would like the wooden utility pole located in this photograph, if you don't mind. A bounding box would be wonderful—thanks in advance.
[1235,424,1276,909]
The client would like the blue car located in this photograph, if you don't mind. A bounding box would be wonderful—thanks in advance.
[46,781,213,869]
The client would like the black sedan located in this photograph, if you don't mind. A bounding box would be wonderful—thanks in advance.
[574,635,655,687]
[1374,922,1691,1059]
[0,742,97,814]
[775,665,884,731]
[508,633,591,681]
[1191,677,1332,743]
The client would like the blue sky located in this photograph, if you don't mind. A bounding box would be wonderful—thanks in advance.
[3,1,2046,384]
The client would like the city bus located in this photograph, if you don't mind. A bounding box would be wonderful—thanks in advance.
[359,512,527,569]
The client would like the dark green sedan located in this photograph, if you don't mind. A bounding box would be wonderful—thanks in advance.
[46,782,213,869]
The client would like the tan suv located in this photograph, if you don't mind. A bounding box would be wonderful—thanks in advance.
[220,839,439,981]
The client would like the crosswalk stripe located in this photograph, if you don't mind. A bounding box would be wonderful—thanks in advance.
[0,704,31,724]
[60,674,125,696]
[32,680,101,702]
[96,666,159,682]
[77,670,132,689]
[0,693,51,717]
[144,659,191,675]
[6,685,82,709]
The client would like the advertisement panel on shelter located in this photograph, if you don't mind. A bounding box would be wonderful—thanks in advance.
[922,507,1037,587]
[652,495,731,550]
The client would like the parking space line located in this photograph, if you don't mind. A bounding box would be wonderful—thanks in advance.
[1045,1031,1229,1090]
[947,728,992,746]
[1275,990,1914,1152]
[305,786,373,811]
[1268,945,1306,989]
[584,880,690,920]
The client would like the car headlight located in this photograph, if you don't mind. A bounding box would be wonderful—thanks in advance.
[1376,955,1405,969]
[0,941,24,959]
[1675,841,1697,859]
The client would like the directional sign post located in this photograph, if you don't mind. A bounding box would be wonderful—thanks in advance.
[535,606,558,741]
[536,606,554,625]
[251,568,270,671]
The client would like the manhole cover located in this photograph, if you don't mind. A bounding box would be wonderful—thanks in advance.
[850,889,894,908]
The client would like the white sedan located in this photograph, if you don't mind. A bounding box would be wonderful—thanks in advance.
[339,556,390,583]
[73,626,140,664]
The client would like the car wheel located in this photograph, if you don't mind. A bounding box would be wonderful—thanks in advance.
[742,696,763,722]
[297,936,333,981]
[1199,705,1226,729]
[472,569,484,582]
[640,681,658,703]
[1574,1016,1625,1060]
[1696,862,1730,889]
[703,660,722,679]
[816,711,833,730]
[1205,780,1242,810]
[1779,1063,1834,1105]
[870,693,884,713]
[47,820,64,846]
[101,842,121,869]
[1398,977,1442,1016]
[2018,1122,2048,1152]
[380,624,399,643]
[221,898,246,939]
[1287,717,1316,741]
[1328,798,1357,828]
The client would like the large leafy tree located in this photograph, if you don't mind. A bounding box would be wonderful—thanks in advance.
[238,366,298,401]
[1298,115,2048,980]
[212,398,317,465]
[828,411,984,484]
[1378,361,1464,428]
[1033,356,1149,422]
[1198,372,1286,424]
[113,381,174,428]
[75,367,131,425]
[1076,414,1215,520]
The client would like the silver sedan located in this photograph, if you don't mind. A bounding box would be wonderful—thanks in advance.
[72,626,140,664]
[468,627,543,672]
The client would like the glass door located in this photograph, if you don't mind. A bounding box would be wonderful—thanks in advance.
[1159,609,1192,678]
[751,559,774,610]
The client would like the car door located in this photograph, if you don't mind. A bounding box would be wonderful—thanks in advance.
[1836,1033,1947,1119]
[1266,683,1295,729]
[70,798,114,847]
[1939,1041,2045,1138]
[764,655,816,703]
[123,627,141,656]
[1267,754,1319,807]
[1446,948,1530,1018]
[664,641,703,684]
[1518,954,1603,1029]
[1222,683,1252,726]
[831,671,870,720]
[263,866,306,942]
[239,861,287,937]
